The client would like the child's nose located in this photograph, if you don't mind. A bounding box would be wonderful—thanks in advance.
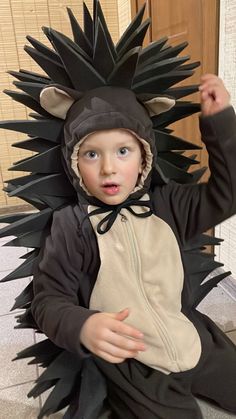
[100,155,116,175]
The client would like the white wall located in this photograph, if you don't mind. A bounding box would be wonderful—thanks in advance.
[215,1,236,277]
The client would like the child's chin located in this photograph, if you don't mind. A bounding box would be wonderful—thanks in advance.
[99,195,127,206]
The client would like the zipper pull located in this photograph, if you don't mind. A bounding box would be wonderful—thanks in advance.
[121,214,127,222]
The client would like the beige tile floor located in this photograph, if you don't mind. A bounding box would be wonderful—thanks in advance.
[0,231,236,419]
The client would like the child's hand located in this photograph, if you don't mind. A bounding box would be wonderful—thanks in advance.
[80,308,146,363]
[199,74,231,117]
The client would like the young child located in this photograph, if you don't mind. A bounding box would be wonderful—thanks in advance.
[1,3,236,418]
[31,73,236,419]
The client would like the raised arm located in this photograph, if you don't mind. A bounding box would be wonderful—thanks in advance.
[153,75,236,243]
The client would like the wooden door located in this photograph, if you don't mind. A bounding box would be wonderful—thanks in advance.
[131,0,219,178]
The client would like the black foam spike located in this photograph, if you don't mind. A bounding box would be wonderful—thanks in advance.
[11,281,34,310]
[20,249,37,259]
[186,252,223,274]
[156,156,194,183]
[165,85,200,99]
[38,195,75,210]
[133,70,194,94]
[190,167,208,183]
[5,173,42,187]
[177,61,201,72]
[45,28,105,90]
[134,55,190,84]
[117,19,151,58]
[83,2,93,46]
[4,230,45,248]
[43,27,92,63]
[183,234,223,251]
[29,113,46,120]
[67,7,92,56]
[28,379,59,399]
[38,350,82,382]
[15,308,37,329]
[0,208,52,239]
[8,70,50,84]
[36,354,82,418]
[1,253,37,283]
[13,81,45,102]
[154,130,201,152]
[160,151,199,169]
[0,119,63,142]
[138,37,168,66]
[193,271,231,308]
[93,19,115,78]
[8,173,75,199]
[108,47,140,88]
[9,145,62,174]
[16,339,62,365]
[142,41,189,68]
[95,1,117,60]
[24,45,72,86]
[152,102,201,128]
[12,137,54,153]
[0,213,30,224]
[26,35,62,64]
[116,3,146,53]
[4,90,50,117]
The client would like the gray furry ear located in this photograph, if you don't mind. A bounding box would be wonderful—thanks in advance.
[40,86,81,119]
[143,96,175,117]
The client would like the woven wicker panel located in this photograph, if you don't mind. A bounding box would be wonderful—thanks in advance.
[0,0,130,211]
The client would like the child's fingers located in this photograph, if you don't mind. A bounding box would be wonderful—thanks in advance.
[114,308,130,321]
[106,308,144,338]
[95,350,126,364]
[111,318,144,339]
[106,329,146,352]
[99,341,139,360]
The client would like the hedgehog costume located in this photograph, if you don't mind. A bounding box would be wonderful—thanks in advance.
[1,1,236,418]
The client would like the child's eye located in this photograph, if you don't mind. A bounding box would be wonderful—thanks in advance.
[118,147,129,156]
[85,150,98,159]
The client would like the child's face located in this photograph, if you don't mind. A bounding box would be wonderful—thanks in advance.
[77,129,143,205]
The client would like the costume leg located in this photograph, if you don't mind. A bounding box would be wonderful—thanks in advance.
[95,357,203,419]
[191,311,236,413]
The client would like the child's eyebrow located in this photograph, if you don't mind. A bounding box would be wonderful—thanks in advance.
[79,138,137,151]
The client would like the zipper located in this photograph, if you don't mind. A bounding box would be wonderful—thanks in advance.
[120,212,178,363]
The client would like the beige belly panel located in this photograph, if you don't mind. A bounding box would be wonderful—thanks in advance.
[89,203,201,374]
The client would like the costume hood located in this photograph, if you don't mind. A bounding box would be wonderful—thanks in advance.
[62,86,156,205]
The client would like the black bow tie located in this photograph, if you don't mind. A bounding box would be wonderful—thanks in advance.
[86,198,153,234]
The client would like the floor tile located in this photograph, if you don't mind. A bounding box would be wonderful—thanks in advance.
[197,285,236,332]
[0,381,40,419]
[197,399,236,418]
[0,242,27,272]
[0,314,37,390]
[226,329,236,345]
[0,274,31,316]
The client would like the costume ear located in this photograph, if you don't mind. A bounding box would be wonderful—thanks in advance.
[40,86,79,119]
[143,96,175,117]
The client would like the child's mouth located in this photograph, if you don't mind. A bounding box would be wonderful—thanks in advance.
[102,184,120,195]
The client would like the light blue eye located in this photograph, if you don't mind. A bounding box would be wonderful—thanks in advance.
[86,150,98,159]
[118,147,129,156]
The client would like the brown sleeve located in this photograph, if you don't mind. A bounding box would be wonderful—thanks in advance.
[153,106,236,242]
[31,205,98,356]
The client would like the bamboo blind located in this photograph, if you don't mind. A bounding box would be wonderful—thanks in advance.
[0,0,131,211]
